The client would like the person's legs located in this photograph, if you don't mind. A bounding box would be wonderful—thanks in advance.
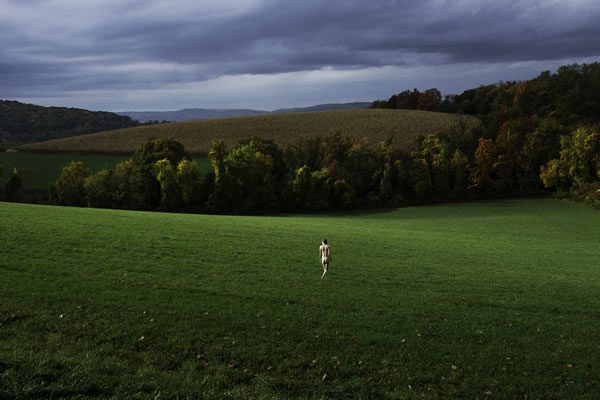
[321,260,328,279]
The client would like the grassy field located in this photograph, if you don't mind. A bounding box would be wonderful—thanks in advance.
[13,109,478,155]
[1,199,599,399]
[0,152,210,189]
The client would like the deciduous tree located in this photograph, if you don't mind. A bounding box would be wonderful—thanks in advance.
[85,169,117,208]
[114,159,146,210]
[155,159,181,211]
[176,159,203,208]
[470,138,497,193]
[54,161,91,206]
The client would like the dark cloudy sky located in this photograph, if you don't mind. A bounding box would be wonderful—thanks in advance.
[2,0,600,111]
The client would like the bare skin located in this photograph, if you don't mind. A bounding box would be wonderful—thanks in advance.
[319,242,331,279]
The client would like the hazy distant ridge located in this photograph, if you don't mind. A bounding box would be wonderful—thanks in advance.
[272,102,371,114]
[118,102,371,122]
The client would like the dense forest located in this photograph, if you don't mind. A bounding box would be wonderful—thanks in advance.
[370,63,600,133]
[40,110,596,213]
[2,62,599,210]
[370,62,600,206]
[0,100,139,149]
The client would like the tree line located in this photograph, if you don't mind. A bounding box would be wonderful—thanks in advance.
[3,62,599,210]
[45,116,597,213]
[370,62,600,207]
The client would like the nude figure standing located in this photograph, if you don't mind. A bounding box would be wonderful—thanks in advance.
[319,239,331,279]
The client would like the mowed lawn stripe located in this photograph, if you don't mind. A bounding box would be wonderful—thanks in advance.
[1,199,599,398]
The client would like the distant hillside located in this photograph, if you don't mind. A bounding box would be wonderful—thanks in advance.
[118,102,371,122]
[0,100,138,149]
[15,109,478,155]
[372,62,600,134]
[272,102,371,114]
[118,108,268,123]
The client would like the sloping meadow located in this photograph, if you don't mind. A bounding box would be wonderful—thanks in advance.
[1,198,599,398]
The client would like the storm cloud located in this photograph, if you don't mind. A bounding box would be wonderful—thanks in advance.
[2,0,600,110]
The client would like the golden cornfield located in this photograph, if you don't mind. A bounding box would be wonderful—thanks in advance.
[16,109,478,155]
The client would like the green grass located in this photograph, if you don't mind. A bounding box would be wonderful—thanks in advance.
[1,199,599,399]
[14,109,478,155]
[0,152,210,189]
[0,153,128,189]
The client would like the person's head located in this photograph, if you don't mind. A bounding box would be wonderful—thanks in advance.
[323,239,327,244]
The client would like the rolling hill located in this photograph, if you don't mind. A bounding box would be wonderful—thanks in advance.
[0,100,138,149]
[117,102,371,122]
[117,108,268,123]
[2,198,599,398]
[272,101,371,114]
[14,109,478,155]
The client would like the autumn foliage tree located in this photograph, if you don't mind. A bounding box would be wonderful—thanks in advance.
[370,88,442,111]
[540,127,600,207]
[470,138,497,193]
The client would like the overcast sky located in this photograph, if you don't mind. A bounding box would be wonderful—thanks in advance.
[2,0,600,111]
